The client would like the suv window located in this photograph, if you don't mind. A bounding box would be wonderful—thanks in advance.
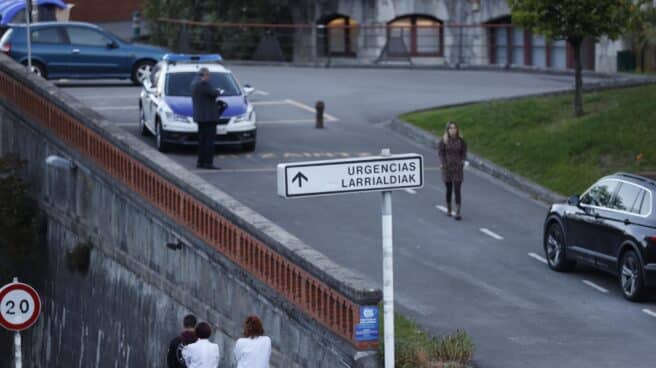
[66,27,110,47]
[580,180,618,208]
[609,183,643,213]
[31,28,65,44]
[636,190,652,216]
[165,72,241,97]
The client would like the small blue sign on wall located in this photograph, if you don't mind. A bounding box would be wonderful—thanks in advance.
[355,306,379,342]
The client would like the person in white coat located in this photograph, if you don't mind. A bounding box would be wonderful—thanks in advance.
[183,322,220,368]
[234,315,271,368]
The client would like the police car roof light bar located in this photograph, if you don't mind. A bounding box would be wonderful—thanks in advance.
[162,54,223,64]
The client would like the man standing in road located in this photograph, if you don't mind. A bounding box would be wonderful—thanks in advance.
[191,67,222,170]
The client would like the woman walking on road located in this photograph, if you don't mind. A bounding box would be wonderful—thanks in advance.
[438,121,467,220]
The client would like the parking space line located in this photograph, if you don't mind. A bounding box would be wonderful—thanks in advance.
[480,228,504,240]
[93,106,138,111]
[251,100,288,106]
[284,99,339,121]
[75,95,138,100]
[528,252,548,265]
[258,119,315,124]
[254,89,269,96]
[582,280,609,294]
[404,189,417,194]
[435,205,448,213]
[643,309,656,318]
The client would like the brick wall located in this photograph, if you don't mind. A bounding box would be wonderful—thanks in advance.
[70,0,144,22]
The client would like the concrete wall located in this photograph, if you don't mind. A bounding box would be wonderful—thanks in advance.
[0,58,380,367]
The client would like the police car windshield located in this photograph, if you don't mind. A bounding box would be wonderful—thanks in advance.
[165,72,241,97]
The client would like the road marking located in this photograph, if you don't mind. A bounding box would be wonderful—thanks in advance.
[528,252,548,265]
[404,188,416,194]
[643,309,656,318]
[284,99,339,121]
[582,280,609,294]
[253,89,269,96]
[480,228,504,240]
[115,122,138,127]
[75,95,138,100]
[251,100,288,106]
[193,168,275,173]
[93,106,138,111]
[258,119,315,124]
[435,205,448,213]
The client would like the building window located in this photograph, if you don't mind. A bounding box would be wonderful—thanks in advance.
[550,39,567,69]
[532,34,547,68]
[388,15,443,57]
[319,14,358,57]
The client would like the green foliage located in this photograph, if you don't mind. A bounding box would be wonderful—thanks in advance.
[379,307,474,367]
[402,84,656,195]
[507,0,634,43]
[626,3,656,72]
[0,155,37,259]
[144,0,297,59]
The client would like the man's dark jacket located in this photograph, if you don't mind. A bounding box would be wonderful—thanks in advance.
[167,335,185,368]
[190,76,221,123]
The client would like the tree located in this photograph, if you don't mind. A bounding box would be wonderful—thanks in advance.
[508,0,635,117]
[626,3,656,73]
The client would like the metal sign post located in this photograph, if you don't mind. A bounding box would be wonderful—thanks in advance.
[24,0,31,72]
[380,149,394,368]
[14,329,21,368]
[277,149,423,368]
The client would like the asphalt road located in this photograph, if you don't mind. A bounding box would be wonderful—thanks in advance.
[59,67,656,368]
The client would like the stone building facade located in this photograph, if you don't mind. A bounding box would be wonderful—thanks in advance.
[309,0,623,73]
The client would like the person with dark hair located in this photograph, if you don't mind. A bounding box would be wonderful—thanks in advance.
[191,67,222,170]
[183,321,220,368]
[167,314,198,368]
[233,315,271,368]
[438,121,467,220]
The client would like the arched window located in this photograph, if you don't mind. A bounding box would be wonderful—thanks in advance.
[387,15,443,57]
[319,14,358,57]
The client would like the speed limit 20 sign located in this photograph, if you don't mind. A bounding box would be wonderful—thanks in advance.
[0,281,41,331]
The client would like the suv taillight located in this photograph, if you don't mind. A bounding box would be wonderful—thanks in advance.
[0,42,10,54]
[647,236,656,244]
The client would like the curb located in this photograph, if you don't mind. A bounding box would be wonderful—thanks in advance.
[388,117,566,205]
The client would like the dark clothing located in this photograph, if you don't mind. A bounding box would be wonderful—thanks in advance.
[445,181,462,205]
[438,136,467,183]
[197,121,218,165]
[167,336,186,368]
[191,76,221,166]
[190,77,221,123]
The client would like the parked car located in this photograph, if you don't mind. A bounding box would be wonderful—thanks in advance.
[139,54,257,152]
[0,21,168,84]
[543,172,656,301]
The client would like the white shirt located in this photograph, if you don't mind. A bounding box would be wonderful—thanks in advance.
[183,339,220,368]
[234,336,271,368]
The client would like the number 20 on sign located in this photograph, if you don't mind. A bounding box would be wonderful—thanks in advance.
[0,280,41,332]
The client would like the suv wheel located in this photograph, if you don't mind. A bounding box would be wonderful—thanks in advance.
[620,250,647,302]
[544,222,575,272]
[131,60,154,85]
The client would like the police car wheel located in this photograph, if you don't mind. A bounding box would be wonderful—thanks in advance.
[139,105,151,136]
[242,141,256,152]
[155,121,170,152]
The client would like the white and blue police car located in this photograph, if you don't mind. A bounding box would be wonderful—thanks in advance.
[138,54,257,152]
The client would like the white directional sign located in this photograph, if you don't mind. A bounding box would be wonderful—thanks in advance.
[277,153,423,198]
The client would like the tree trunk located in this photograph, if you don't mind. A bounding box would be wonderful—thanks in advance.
[572,39,584,117]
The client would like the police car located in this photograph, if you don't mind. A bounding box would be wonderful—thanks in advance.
[138,54,256,152]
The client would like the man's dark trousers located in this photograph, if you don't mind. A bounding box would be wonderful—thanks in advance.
[197,121,217,166]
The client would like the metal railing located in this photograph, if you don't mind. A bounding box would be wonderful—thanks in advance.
[0,63,379,350]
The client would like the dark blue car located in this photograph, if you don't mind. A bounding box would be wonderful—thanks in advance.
[0,21,168,84]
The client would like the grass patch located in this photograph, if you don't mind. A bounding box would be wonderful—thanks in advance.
[379,308,474,367]
[402,84,656,195]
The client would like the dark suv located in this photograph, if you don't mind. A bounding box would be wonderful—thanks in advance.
[543,173,656,301]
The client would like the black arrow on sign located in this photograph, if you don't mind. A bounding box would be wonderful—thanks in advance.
[292,172,308,188]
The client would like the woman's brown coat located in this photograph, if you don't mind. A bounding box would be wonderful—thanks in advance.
[438,136,467,183]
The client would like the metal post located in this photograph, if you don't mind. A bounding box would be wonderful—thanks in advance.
[380,148,394,368]
[25,0,31,72]
[12,277,21,368]
[14,332,22,368]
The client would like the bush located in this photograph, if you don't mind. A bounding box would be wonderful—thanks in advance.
[0,154,37,259]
